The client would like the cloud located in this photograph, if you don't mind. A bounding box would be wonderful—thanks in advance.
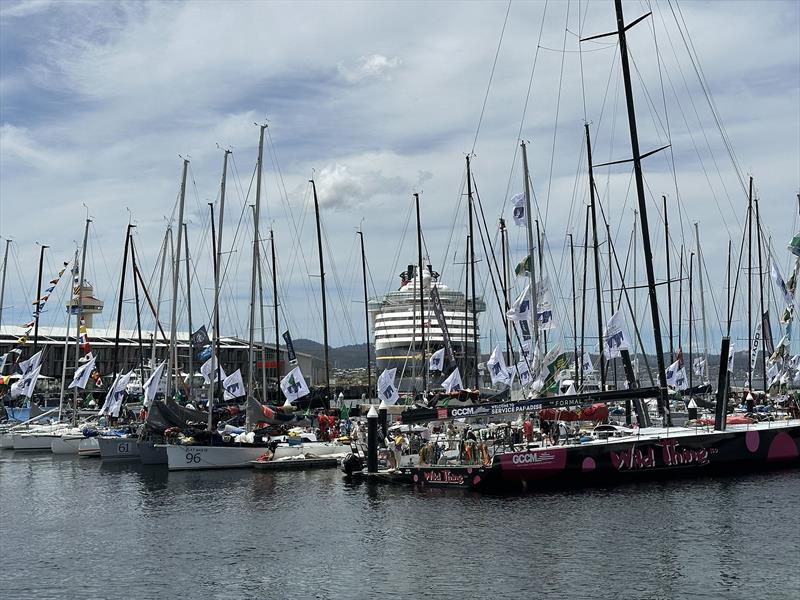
[337,54,402,83]
[0,0,55,19]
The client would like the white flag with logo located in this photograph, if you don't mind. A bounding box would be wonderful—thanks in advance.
[536,277,555,331]
[143,361,166,407]
[487,344,510,385]
[507,281,532,322]
[68,356,97,390]
[665,360,688,390]
[511,193,526,226]
[516,360,532,386]
[10,364,42,398]
[200,355,227,384]
[429,348,445,372]
[223,369,246,400]
[280,366,310,403]
[377,368,399,405]
[17,350,43,378]
[442,367,463,393]
[100,371,134,417]
[693,357,705,377]
[581,352,595,375]
[771,259,793,305]
[603,310,630,359]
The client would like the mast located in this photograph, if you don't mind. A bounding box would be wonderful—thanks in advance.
[464,236,469,378]
[209,203,218,432]
[632,210,638,370]
[536,219,546,354]
[579,206,590,388]
[0,239,10,330]
[183,222,193,403]
[747,176,753,391]
[248,126,266,403]
[112,224,133,379]
[466,157,479,390]
[358,229,371,400]
[755,196,767,391]
[130,233,146,395]
[520,143,539,354]
[688,251,694,391]
[271,229,279,399]
[166,158,188,400]
[414,192,426,394]
[214,149,230,415]
[663,196,674,361]
[613,0,671,423]
[569,233,578,380]
[726,239,732,336]
[585,124,606,391]
[58,248,78,422]
[607,223,616,388]
[310,178,331,408]
[71,218,90,425]
[256,213,267,401]
[677,246,684,351]
[150,227,170,376]
[500,219,511,365]
[695,222,709,381]
[33,243,48,355]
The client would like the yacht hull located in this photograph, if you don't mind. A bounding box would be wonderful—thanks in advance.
[165,444,267,471]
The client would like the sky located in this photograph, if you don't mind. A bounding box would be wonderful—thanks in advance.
[1,0,798,362]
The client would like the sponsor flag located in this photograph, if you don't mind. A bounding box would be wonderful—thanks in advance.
[582,352,595,375]
[442,367,463,393]
[771,259,793,305]
[665,359,688,390]
[223,369,246,400]
[99,371,134,417]
[487,344,511,386]
[68,356,97,389]
[429,348,445,372]
[507,281,532,322]
[516,360,532,386]
[541,344,568,391]
[282,330,297,364]
[191,325,213,362]
[10,364,42,398]
[788,233,800,257]
[17,350,43,377]
[143,361,166,407]
[693,357,705,377]
[377,368,399,405]
[200,355,227,384]
[280,366,310,403]
[514,255,531,278]
[511,193,526,226]
[536,276,555,331]
[603,310,630,359]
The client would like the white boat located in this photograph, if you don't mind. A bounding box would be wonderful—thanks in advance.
[12,424,71,451]
[51,430,88,455]
[78,437,100,457]
[97,435,140,460]
[165,443,269,470]
[272,439,348,460]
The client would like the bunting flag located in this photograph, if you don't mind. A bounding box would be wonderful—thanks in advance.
[222,369,246,400]
[282,330,298,364]
[429,348,445,372]
[506,281,532,322]
[16,259,72,350]
[143,361,166,407]
[78,316,102,386]
[511,193,526,226]
[487,344,511,386]
[771,334,789,362]
[68,356,97,390]
[442,367,463,393]
[280,366,310,403]
[603,310,631,359]
[377,368,399,405]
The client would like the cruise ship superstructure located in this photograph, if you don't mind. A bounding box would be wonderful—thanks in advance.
[369,264,486,392]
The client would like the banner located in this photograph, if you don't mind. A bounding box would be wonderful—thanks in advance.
[282,330,297,364]
[10,364,42,398]
[511,192,526,226]
[429,287,455,365]
[377,368,399,405]
[99,371,134,417]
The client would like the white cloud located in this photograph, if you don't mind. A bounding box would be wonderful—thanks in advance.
[337,54,402,83]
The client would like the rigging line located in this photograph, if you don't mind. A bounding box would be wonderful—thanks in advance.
[577,0,588,123]
[387,198,415,295]
[670,0,748,199]
[471,0,511,154]
[543,0,571,232]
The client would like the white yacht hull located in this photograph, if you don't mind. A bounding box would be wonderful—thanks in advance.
[272,441,347,460]
[78,437,100,457]
[165,444,267,470]
[97,436,140,460]
[13,432,65,451]
[51,435,85,455]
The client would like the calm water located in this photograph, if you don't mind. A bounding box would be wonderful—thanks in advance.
[1,452,798,600]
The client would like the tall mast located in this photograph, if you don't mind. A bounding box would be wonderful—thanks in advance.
[613,0,670,423]
[663,196,674,361]
[112,224,133,379]
[500,219,511,365]
[271,229,279,398]
[688,251,694,391]
[166,159,188,399]
[755,196,767,391]
[150,227,170,375]
[214,149,230,412]
[579,206,590,388]
[569,233,578,379]
[536,219,546,354]
[248,126,266,403]
[0,239,11,330]
[414,192,426,394]
[726,239,732,336]
[183,222,193,403]
[358,229,371,400]
[58,248,78,421]
[694,222,709,381]
[464,236,469,378]
[209,203,218,432]
[310,178,330,408]
[677,246,684,351]
[520,143,539,352]
[747,176,753,390]
[130,234,146,392]
[256,212,267,400]
[466,157,479,390]
[633,210,638,364]
[607,223,616,388]
[584,124,605,391]
[71,218,90,425]
[33,243,48,355]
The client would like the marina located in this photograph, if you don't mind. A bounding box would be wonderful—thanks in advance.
[1,0,799,598]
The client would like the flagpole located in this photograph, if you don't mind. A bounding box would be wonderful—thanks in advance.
[33,243,48,355]
[579,205,590,389]
[688,251,694,392]
[166,158,188,400]
[569,233,577,386]
[695,222,709,382]
[747,176,753,391]
[501,219,511,366]
[150,227,170,384]
[257,211,267,402]
[664,196,674,362]
[72,218,90,425]
[183,222,194,404]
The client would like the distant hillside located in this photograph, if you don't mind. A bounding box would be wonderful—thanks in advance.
[293,339,373,369]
